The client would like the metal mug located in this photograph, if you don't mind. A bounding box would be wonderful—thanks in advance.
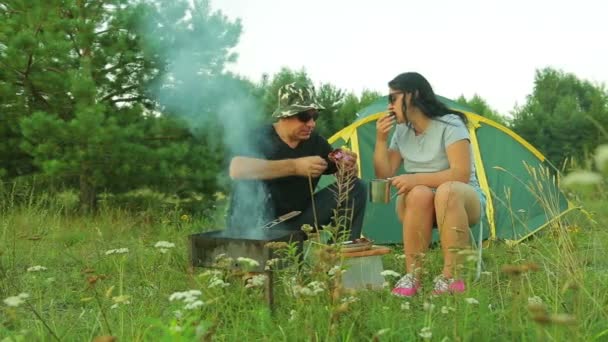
[369,179,391,204]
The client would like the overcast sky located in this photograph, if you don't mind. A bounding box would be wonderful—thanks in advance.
[215,0,607,115]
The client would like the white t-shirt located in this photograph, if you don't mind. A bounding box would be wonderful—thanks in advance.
[389,114,481,190]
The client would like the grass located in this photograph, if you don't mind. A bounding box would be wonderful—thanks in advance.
[1,189,607,341]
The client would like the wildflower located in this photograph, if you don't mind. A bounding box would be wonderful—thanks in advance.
[214,191,227,201]
[308,281,325,294]
[265,258,279,270]
[171,325,184,333]
[105,248,129,255]
[394,254,406,260]
[300,224,314,234]
[528,296,542,305]
[4,293,29,307]
[154,241,175,249]
[400,302,410,311]
[169,290,202,302]
[27,265,47,272]
[465,297,479,305]
[245,274,267,288]
[594,144,608,173]
[200,270,223,278]
[441,306,456,314]
[111,295,131,309]
[184,300,204,310]
[174,310,183,319]
[328,265,344,276]
[380,270,401,278]
[419,327,432,340]
[288,309,297,322]
[180,214,190,222]
[236,257,260,268]
[292,285,313,297]
[423,302,435,311]
[341,296,359,304]
[375,328,390,337]
[208,277,230,288]
[382,281,390,288]
[562,170,602,188]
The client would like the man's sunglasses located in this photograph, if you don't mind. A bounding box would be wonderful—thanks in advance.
[295,110,319,123]
[388,91,404,104]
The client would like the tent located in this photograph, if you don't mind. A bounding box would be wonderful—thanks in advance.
[319,95,575,244]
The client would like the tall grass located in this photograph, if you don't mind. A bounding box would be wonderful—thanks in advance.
[1,175,607,341]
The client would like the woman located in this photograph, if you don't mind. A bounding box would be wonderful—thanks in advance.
[373,72,486,297]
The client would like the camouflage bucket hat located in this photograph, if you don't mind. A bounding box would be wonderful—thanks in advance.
[272,83,325,118]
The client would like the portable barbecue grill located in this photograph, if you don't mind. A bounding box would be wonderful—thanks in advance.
[188,225,305,312]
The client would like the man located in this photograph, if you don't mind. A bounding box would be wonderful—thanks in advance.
[227,83,367,241]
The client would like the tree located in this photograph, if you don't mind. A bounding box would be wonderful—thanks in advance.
[456,94,508,126]
[510,67,608,167]
[1,0,243,210]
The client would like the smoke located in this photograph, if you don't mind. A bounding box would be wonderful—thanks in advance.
[140,0,273,230]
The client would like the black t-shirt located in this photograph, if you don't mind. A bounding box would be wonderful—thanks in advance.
[227,124,336,229]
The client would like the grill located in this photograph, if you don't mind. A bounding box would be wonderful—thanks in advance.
[188,228,306,312]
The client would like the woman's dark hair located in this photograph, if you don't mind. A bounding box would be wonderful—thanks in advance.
[388,72,467,124]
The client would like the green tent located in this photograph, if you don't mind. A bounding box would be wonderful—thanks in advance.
[319,96,574,244]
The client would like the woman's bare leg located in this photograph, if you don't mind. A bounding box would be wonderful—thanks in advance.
[434,181,481,278]
[397,185,435,274]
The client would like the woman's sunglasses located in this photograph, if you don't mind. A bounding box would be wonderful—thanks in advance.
[388,91,404,104]
[295,109,319,123]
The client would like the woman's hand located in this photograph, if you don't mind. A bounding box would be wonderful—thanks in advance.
[376,113,395,142]
[390,174,418,195]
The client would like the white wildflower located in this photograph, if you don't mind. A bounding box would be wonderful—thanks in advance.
[200,270,223,278]
[184,300,204,310]
[265,258,279,271]
[594,144,608,173]
[441,306,456,314]
[112,295,131,306]
[528,296,543,305]
[159,248,168,254]
[292,285,313,297]
[308,281,325,294]
[419,327,432,340]
[328,265,344,276]
[169,290,202,303]
[27,265,47,272]
[465,297,479,305]
[341,296,359,304]
[375,328,390,336]
[394,254,406,260]
[236,257,260,268]
[562,170,602,188]
[400,302,410,311]
[174,310,183,319]
[380,270,401,278]
[105,248,129,255]
[288,309,297,322]
[208,277,230,288]
[423,302,435,311]
[245,274,267,288]
[155,241,176,249]
[4,293,29,307]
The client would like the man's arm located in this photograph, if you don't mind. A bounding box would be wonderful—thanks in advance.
[229,156,328,180]
[229,157,296,180]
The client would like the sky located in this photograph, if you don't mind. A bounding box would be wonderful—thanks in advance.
[214,0,607,115]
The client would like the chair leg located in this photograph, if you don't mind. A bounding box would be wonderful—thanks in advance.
[468,219,484,282]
